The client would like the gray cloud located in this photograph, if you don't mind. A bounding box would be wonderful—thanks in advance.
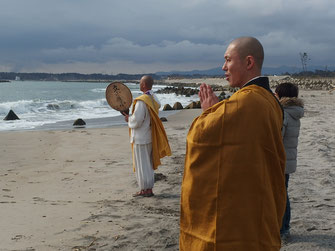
[0,0,334,73]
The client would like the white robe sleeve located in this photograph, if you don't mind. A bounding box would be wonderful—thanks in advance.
[153,93,161,108]
[128,101,147,129]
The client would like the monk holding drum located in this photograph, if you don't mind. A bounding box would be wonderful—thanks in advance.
[107,76,171,197]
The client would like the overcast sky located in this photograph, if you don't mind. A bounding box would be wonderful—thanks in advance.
[1,0,334,74]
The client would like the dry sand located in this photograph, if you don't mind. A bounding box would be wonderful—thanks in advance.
[0,87,334,250]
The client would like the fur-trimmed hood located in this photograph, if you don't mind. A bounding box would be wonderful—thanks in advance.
[279,97,304,108]
[280,97,304,121]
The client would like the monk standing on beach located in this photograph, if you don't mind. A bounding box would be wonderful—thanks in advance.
[123,75,171,197]
[180,37,286,250]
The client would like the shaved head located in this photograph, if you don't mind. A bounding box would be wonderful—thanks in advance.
[140,75,154,92]
[141,75,154,89]
[223,36,264,87]
[230,37,264,70]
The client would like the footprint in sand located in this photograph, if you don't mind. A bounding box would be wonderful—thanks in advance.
[33,197,47,202]
[61,177,74,181]
[11,235,24,241]
[105,161,118,166]
[3,195,14,198]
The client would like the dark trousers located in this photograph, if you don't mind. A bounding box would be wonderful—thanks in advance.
[281,174,291,234]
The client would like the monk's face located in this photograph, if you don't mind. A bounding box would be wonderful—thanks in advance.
[222,43,247,88]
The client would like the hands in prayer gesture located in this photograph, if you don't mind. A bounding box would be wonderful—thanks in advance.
[199,83,219,111]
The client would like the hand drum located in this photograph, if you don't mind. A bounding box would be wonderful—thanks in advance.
[105,82,133,114]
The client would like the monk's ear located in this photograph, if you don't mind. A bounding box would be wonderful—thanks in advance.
[246,56,255,70]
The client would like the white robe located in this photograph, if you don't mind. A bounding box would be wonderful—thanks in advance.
[133,143,154,190]
[128,91,160,190]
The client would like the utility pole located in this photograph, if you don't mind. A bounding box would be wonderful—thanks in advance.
[299,52,310,72]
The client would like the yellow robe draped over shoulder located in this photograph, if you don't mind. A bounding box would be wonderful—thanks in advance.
[180,85,286,251]
[131,94,171,171]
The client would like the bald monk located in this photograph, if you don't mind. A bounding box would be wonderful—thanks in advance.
[180,37,286,250]
[123,75,171,197]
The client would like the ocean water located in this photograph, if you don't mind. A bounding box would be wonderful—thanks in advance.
[0,81,199,131]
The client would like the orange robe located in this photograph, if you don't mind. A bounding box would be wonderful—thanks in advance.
[180,84,286,250]
[131,94,171,171]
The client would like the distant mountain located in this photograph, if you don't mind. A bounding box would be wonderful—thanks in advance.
[2,65,334,82]
[0,72,161,81]
[156,65,335,76]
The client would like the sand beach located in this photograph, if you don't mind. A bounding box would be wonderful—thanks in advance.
[0,78,334,250]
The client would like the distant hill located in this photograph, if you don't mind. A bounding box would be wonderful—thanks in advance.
[1,65,335,82]
[0,72,161,81]
[156,65,335,76]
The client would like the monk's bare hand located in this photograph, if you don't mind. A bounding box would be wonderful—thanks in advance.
[199,83,219,111]
[122,112,129,122]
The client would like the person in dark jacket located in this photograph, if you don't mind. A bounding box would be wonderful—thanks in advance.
[275,82,304,239]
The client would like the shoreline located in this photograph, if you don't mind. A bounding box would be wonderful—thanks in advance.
[35,110,180,132]
[2,76,334,133]
[0,110,181,133]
